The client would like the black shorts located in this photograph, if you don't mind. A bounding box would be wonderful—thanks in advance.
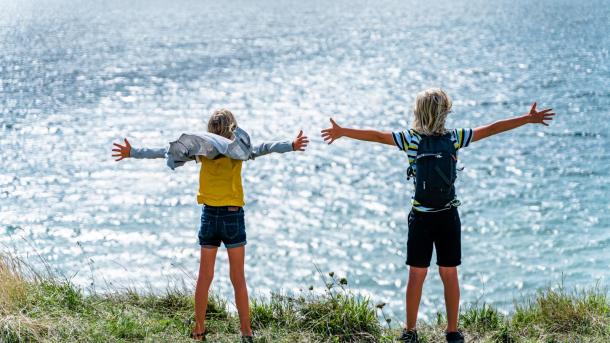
[406,207,461,267]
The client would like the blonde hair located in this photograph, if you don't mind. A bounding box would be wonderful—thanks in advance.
[207,108,237,139]
[412,88,452,135]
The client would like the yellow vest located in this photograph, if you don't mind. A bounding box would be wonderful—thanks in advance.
[197,156,245,207]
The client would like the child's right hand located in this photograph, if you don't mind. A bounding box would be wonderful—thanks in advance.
[292,130,310,151]
[112,138,131,161]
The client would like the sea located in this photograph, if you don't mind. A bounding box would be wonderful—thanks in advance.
[1,0,609,321]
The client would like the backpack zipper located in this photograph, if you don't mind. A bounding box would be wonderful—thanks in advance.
[416,153,443,159]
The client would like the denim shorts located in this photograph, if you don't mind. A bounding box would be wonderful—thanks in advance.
[198,205,247,248]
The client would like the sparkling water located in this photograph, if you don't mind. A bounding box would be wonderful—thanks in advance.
[1,0,609,321]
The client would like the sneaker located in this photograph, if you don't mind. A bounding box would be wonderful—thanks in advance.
[398,329,419,343]
[446,331,464,343]
[241,336,254,343]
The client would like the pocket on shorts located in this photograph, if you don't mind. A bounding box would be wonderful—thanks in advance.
[222,217,240,240]
[199,225,213,241]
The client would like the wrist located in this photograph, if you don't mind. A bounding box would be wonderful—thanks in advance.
[337,127,346,138]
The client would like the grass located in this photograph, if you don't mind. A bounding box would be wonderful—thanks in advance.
[1,254,610,342]
[250,273,384,342]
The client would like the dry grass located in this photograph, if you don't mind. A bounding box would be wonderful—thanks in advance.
[0,255,27,313]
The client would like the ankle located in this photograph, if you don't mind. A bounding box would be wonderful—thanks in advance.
[192,323,205,333]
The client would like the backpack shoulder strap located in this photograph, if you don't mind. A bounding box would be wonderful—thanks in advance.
[443,130,457,153]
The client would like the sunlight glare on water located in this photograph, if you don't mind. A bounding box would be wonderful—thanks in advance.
[1,0,609,320]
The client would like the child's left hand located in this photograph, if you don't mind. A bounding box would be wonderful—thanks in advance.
[292,130,309,151]
[527,102,555,126]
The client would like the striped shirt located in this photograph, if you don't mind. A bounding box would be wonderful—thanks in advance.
[392,128,474,212]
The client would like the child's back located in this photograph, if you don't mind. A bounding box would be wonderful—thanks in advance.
[112,107,309,342]
[198,156,244,207]
[320,88,554,343]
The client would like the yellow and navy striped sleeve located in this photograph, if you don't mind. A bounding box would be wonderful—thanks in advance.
[453,128,474,150]
[392,131,410,151]
[393,130,420,165]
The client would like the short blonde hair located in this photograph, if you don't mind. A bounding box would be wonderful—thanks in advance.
[412,88,452,135]
[207,108,237,139]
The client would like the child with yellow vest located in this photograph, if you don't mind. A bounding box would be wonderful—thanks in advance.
[112,109,309,342]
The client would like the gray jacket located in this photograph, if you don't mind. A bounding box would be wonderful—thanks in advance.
[130,127,293,169]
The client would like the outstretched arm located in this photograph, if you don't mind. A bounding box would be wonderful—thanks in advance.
[250,130,309,159]
[112,138,166,161]
[472,103,555,142]
[320,118,394,145]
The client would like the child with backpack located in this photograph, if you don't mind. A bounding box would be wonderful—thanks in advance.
[112,109,309,342]
[320,88,554,343]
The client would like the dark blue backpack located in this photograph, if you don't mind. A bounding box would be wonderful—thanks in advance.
[407,133,457,208]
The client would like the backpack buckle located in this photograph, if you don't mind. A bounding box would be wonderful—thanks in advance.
[406,166,415,180]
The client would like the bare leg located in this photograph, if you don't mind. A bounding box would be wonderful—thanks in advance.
[439,266,460,332]
[405,266,428,330]
[193,247,218,335]
[227,246,252,336]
